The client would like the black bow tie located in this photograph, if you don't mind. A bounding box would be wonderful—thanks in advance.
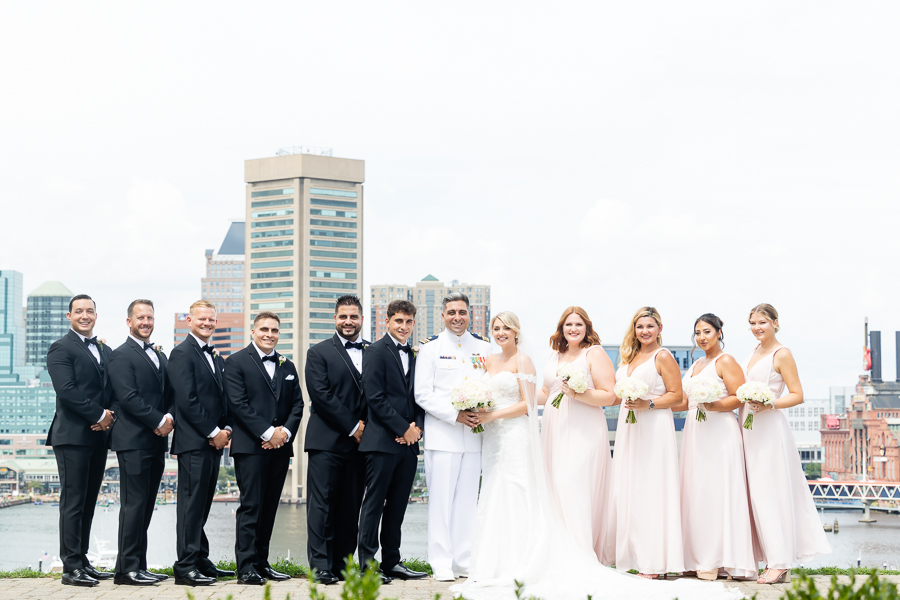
[84,336,98,347]
[143,342,154,351]
[262,354,277,363]
[345,341,364,350]
[397,344,412,354]
[202,345,215,355]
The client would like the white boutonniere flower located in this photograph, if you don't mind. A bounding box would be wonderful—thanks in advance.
[212,348,220,359]
[278,355,286,367]
[153,344,163,354]
[363,343,370,351]
[412,346,420,358]
[98,338,107,350]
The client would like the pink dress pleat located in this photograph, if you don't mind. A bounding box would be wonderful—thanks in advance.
[740,347,831,569]
[612,348,684,574]
[680,356,756,578]
[541,348,615,566]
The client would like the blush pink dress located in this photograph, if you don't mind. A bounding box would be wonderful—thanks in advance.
[612,347,684,575]
[680,355,756,578]
[541,347,615,566]
[740,346,831,569]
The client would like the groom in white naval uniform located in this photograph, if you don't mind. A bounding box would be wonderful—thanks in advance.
[414,292,491,582]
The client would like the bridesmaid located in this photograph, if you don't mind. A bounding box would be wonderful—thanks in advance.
[741,303,830,584]
[612,306,684,578]
[536,306,617,565]
[679,314,756,581]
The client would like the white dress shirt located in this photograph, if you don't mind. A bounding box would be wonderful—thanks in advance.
[388,333,410,375]
[70,328,106,423]
[129,334,173,430]
[189,332,230,438]
[252,342,292,444]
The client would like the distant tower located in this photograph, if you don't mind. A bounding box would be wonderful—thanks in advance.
[26,281,74,367]
[0,271,26,380]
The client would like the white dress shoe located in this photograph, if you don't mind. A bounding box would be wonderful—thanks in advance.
[433,570,456,581]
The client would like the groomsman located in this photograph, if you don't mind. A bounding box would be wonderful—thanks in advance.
[225,312,304,585]
[46,294,116,587]
[358,299,426,582]
[414,292,490,581]
[108,299,173,586]
[304,295,369,584]
[169,300,233,586]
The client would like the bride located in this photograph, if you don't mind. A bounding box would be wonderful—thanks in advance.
[451,311,743,600]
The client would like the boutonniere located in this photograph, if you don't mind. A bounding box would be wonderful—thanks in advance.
[278,355,286,367]
[212,348,220,359]
[98,338,107,350]
[153,344,163,355]
[363,343,371,351]
[412,346,420,358]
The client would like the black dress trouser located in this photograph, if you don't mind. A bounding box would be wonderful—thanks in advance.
[115,449,165,574]
[357,448,418,571]
[233,453,290,575]
[54,443,108,573]
[174,448,220,578]
[306,449,365,574]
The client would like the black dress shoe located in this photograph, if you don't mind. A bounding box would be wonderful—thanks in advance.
[83,565,114,580]
[238,570,266,585]
[140,569,168,581]
[314,570,339,585]
[174,570,216,586]
[375,570,394,585]
[213,568,235,578]
[61,569,99,587]
[261,566,291,581]
[383,563,427,580]
[114,571,158,586]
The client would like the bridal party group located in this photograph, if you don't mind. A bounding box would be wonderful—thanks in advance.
[517,302,831,586]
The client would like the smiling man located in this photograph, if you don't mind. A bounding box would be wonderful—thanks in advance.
[224,311,304,585]
[168,300,232,586]
[46,294,116,587]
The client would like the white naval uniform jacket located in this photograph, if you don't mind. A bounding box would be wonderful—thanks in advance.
[414,329,492,453]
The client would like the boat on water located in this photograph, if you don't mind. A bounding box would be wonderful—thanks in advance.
[33,500,43,506]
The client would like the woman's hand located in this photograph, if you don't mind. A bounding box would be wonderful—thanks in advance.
[748,401,774,414]
[560,380,575,398]
[474,411,495,425]
[624,398,649,410]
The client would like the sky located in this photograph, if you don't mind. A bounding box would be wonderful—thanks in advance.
[1,1,898,397]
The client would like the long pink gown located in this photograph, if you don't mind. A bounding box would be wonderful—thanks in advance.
[740,346,831,569]
[541,348,615,565]
[612,347,684,574]
[680,356,756,578]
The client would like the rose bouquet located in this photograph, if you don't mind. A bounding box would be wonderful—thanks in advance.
[736,381,775,430]
[451,379,494,433]
[614,377,649,425]
[551,362,589,408]
[683,376,726,422]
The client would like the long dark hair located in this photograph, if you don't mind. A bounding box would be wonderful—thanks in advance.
[690,313,724,360]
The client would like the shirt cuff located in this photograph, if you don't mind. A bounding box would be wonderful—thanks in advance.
[349,422,360,437]
[208,426,221,438]
[225,426,232,431]
[96,409,106,424]
[283,428,292,442]
[157,415,167,429]
[261,426,275,442]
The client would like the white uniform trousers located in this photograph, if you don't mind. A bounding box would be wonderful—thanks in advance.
[424,449,481,576]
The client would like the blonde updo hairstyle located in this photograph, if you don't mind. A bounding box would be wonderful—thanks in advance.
[491,311,522,346]
[748,303,780,332]
[619,306,663,367]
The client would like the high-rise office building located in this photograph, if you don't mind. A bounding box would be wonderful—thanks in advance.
[26,281,73,367]
[245,151,365,501]
[370,276,491,342]
[0,271,26,382]
[202,222,246,314]
[173,312,245,357]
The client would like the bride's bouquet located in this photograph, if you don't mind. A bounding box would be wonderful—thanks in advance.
[736,381,775,430]
[683,377,726,422]
[451,379,494,434]
[551,362,589,408]
[614,377,649,425]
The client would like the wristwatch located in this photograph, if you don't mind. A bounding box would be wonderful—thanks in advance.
[648,400,656,410]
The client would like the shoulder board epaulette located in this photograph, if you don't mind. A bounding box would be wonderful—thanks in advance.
[420,335,439,345]
[470,332,488,342]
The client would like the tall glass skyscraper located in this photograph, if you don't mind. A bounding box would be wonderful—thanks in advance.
[26,281,73,367]
[0,271,26,383]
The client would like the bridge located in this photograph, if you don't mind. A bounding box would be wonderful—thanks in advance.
[808,480,900,521]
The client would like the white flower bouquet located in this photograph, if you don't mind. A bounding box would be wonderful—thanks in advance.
[551,362,589,408]
[736,381,775,430]
[614,377,649,425]
[684,376,726,422]
[451,379,494,433]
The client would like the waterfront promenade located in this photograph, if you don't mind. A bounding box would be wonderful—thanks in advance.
[2,575,899,600]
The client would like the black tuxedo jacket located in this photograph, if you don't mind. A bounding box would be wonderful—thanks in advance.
[108,337,173,453]
[168,334,229,455]
[46,330,115,447]
[304,334,369,454]
[225,344,304,456]
[359,336,423,455]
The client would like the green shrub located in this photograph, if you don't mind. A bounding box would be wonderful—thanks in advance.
[784,570,900,600]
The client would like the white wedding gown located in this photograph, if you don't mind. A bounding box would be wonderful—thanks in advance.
[451,371,744,600]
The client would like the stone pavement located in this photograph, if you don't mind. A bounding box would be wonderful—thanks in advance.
[1,574,898,600]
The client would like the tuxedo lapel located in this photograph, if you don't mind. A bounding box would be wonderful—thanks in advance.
[274,358,284,400]
[248,345,278,399]
[188,335,222,391]
[386,339,406,379]
[332,334,362,391]
[128,338,162,383]
[68,329,102,379]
